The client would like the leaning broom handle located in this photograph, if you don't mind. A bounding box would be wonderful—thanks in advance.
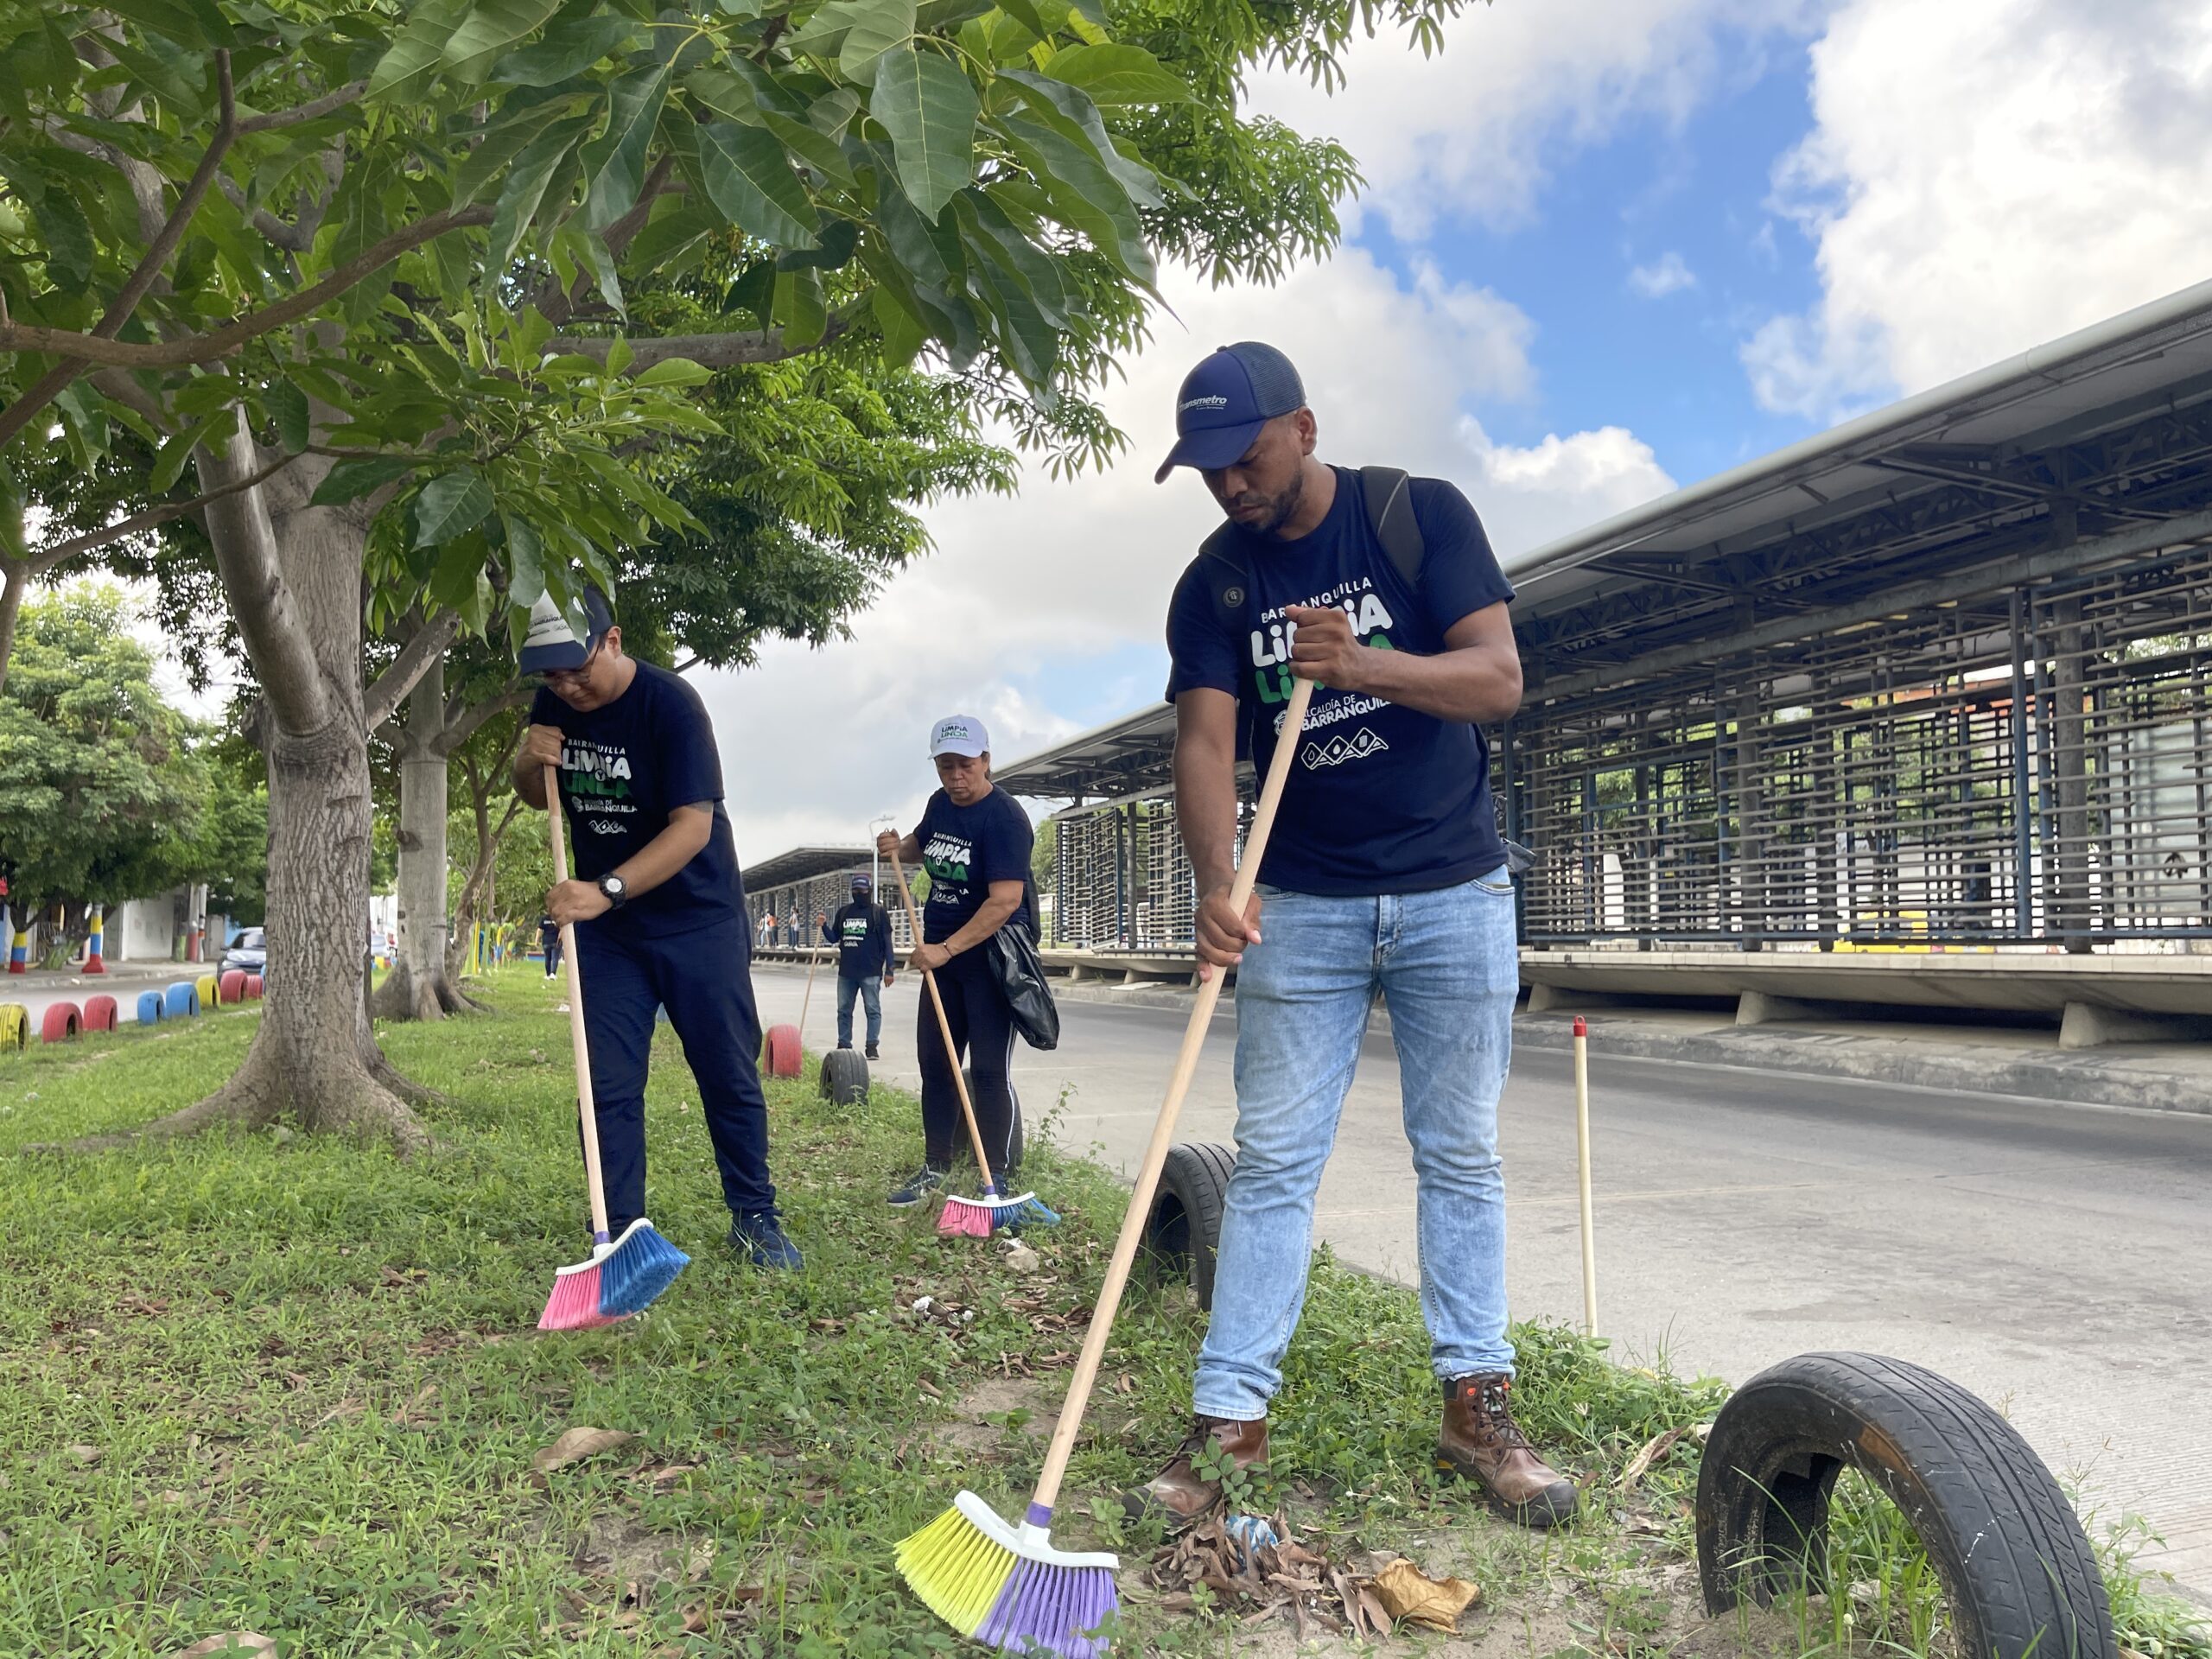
[545,764,612,1245]
[1029,677,1315,1516]
[798,925,820,1038]
[1573,1015,1598,1334]
[885,845,998,1186]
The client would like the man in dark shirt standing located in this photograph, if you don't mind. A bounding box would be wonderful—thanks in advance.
[513,589,799,1271]
[823,874,894,1059]
[538,912,562,981]
[1132,342,1574,1528]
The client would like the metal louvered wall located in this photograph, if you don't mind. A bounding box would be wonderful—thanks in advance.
[1046,791,1251,951]
[1509,550,2212,948]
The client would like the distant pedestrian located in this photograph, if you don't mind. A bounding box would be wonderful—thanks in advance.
[823,874,894,1059]
[539,912,562,979]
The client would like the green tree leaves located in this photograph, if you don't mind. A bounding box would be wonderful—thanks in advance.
[696,123,821,246]
[873,47,981,222]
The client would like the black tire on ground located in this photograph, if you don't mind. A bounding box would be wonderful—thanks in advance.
[1140,1142,1236,1313]
[822,1047,870,1106]
[1697,1351,2116,1659]
[961,1066,1022,1176]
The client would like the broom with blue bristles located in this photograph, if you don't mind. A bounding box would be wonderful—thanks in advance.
[537,764,689,1331]
[885,844,1058,1237]
[897,677,1314,1656]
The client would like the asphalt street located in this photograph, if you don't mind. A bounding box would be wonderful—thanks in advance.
[752,965,2212,1595]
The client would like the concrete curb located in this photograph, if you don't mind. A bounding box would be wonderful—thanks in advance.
[1033,976,2212,1120]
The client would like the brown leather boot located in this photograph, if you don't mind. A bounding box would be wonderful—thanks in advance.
[1438,1374,1578,1528]
[1122,1414,1268,1522]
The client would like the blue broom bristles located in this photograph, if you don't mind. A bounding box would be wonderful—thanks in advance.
[596,1218,689,1317]
[988,1193,1060,1233]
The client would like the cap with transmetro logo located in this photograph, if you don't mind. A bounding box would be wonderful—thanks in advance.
[1154,341,1306,482]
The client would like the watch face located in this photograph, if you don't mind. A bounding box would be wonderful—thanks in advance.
[601,876,625,898]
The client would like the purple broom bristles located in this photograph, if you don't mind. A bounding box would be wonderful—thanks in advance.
[976,1557,1118,1659]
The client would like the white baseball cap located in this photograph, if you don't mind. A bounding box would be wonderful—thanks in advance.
[929,714,989,758]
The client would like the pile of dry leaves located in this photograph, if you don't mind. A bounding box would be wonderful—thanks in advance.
[1144,1513,1480,1642]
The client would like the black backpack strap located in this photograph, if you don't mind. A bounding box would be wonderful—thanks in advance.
[1360,464,1423,589]
[1196,522,1249,633]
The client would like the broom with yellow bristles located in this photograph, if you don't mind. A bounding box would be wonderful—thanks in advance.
[896,677,1314,1656]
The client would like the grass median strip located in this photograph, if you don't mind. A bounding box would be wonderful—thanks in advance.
[1,967,2202,1657]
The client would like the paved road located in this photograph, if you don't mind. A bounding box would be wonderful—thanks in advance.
[787,969,2212,1592]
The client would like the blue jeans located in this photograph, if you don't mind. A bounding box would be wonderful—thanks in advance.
[1193,870,1520,1421]
[836,971,883,1046]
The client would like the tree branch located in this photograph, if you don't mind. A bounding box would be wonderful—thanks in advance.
[27,451,296,572]
[199,410,330,735]
[237,79,369,135]
[0,52,238,448]
[437,684,534,756]
[362,609,464,734]
[547,315,850,371]
[0,204,496,372]
[218,175,313,251]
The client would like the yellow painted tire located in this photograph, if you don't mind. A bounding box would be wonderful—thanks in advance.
[0,1004,26,1052]
[196,972,221,1009]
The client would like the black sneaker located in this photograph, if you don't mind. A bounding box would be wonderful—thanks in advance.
[887,1166,947,1208]
[728,1211,803,1271]
[865,1043,880,1060]
[836,1040,853,1050]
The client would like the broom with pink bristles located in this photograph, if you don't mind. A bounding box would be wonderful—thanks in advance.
[885,846,1058,1237]
[897,677,1315,1656]
[537,764,688,1331]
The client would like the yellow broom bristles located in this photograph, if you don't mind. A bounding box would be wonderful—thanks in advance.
[896,1503,1015,1637]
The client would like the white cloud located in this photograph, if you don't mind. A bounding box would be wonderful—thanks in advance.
[1628,251,1699,297]
[1243,0,1825,242]
[1743,0,2212,421]
[698,252,1675,860]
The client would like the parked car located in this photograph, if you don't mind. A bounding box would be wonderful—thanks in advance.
[221,927,267,977]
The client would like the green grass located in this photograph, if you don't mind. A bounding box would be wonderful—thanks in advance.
[1,968,2204,1659]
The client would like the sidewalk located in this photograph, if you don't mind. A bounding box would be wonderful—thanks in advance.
[1044,976,2212,1119]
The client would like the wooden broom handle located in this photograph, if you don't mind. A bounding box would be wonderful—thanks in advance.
[1030,677,1315,1514]
[885,844,998,1188]
[545,764,612,1243]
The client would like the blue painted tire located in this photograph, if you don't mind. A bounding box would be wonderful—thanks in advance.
[137,989,164,1025]
[164,981,200,1019]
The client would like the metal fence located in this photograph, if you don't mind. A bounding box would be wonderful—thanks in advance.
[1048,791,1246,951]
[1509,546,2212,949]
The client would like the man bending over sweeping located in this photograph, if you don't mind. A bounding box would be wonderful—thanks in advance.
[1135,342,1576,1529]
[515,588,801,1272]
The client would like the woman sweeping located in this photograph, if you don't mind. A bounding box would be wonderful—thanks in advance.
[876,714,1037,1207]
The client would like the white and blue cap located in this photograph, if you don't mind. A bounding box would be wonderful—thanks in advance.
[518,588,613,674]
[929,714,989,759]
[1154,341,1306,482]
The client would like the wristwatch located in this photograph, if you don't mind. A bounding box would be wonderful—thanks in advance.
[596,874,628,910]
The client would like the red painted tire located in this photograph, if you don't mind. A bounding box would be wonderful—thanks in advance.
[41,1001,82,1043]
[764,1023,803,1078]
[245,974,264,1000]
[219,969,248,1005]
[82,995,118,1033]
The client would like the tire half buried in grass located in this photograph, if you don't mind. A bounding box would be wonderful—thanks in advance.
[821,1046,869,1105]
[1696,1350,2116,1659]
[1140,1141,1235,1313]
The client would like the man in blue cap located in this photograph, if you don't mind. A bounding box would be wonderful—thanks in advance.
[1133,343,1574,1528]
[823,871,894,1059]
[513,589,800,1271]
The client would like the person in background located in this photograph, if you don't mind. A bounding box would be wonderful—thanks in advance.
[513,588,799,1271]
[823,874,894,1060]
[539,912,562,980]
[874,715,1036,1206]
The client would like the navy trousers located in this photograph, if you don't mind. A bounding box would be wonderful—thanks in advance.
[572,913,775,1232]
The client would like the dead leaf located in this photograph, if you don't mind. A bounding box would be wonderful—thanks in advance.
[1619,1425,1689,1490]
[687,1541,716,1581]
[166,1637,276,1659]
[66,1444,102,1465]
[533,1427,636,1472]
[1370,1557,1479,1632]
[916,1378,942,1399]
[1006,1245,1042,1274]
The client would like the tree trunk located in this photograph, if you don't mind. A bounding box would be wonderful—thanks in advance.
[0,556,26,699]
[372,655,474,1020]
[134,427,430,1148]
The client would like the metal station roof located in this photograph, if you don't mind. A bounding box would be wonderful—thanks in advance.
[740,844,874,893]
[976,276,2212,804]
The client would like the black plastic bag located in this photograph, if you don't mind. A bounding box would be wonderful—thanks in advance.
[987,920,1059,1051]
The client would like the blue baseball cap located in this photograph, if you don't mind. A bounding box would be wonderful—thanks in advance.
[518,588,614,674]
[1154,342,1306,482]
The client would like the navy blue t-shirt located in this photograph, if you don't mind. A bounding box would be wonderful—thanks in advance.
[1164,467,1516,897]
[916,785,1037,944]
[529,661,747,938]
